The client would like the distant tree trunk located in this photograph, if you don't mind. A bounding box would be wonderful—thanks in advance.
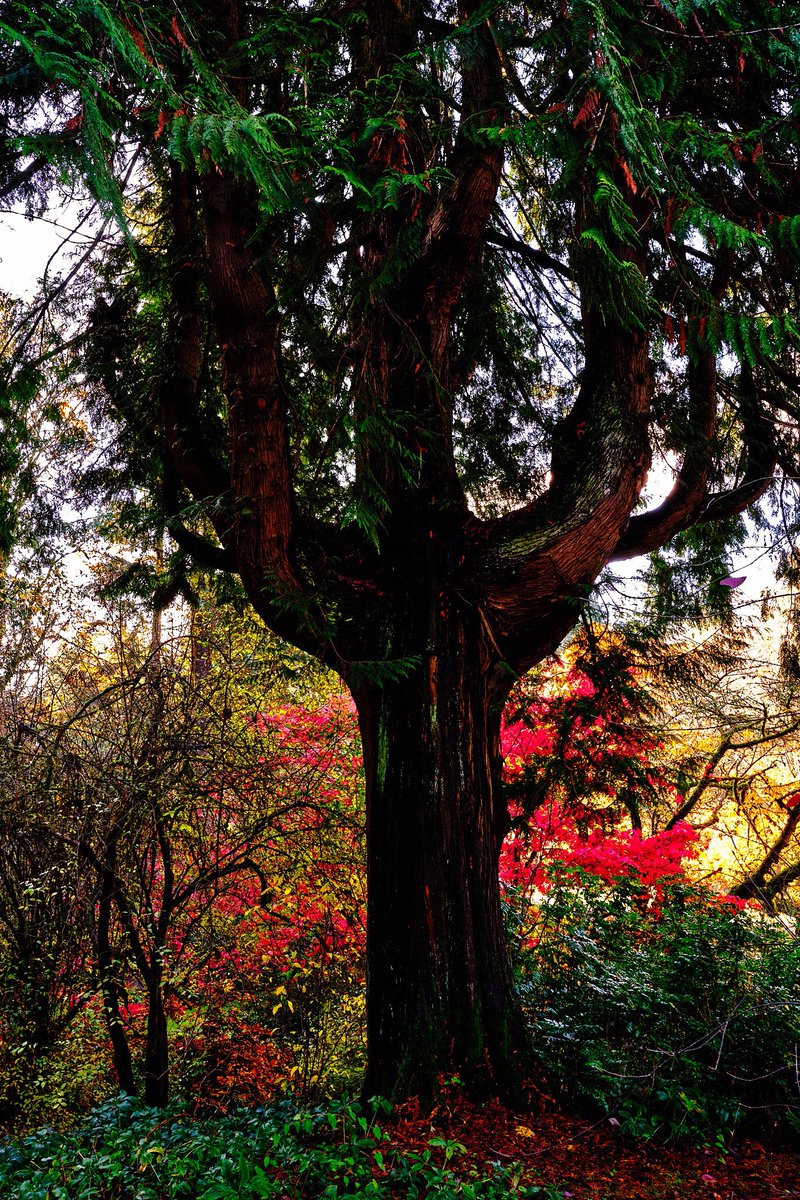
[190,605,212,681]
[95,884,137,1097]
[143,967,170,1107]
[354,599,529,1103]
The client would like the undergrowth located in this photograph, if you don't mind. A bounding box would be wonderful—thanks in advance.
[0,1093,567,1200]
[514,874,800,1143]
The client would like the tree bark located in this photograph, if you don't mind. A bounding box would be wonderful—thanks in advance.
[143,968,170,1107]
[353,600,529,1103]
[95,884,137,1097]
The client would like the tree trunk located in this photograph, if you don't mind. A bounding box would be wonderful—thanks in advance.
[96,886,137,1097]
[143,968,169,1107]
[353,600,529,1104]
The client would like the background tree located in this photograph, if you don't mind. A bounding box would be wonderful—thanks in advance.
[0,625,96,1128]
[647,619,800,909]
[0,728,92,1128]
[2,0,800,1099]
[37,604,346,1106]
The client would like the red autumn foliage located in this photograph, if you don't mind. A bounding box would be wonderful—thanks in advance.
[497,654,708,905]
[74,649,761,1113]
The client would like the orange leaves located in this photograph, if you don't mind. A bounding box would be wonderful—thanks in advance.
[153,108,187,141]
[665,196,677,238]
[572,88,601,131]
[122,17,148,59]
[122,15,190,69]
[171,17,190,51]
[662,311,687,355]
[367,122,412,175]
[732,137,764,165]
[616,157,637,196]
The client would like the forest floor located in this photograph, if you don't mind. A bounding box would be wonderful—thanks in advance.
[3,1089,799,1199]
[386,1092,800,1200]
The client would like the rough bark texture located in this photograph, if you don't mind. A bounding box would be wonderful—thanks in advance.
[96,881,137,1097]
[143,970,169,1108]
[354,607,527,1102]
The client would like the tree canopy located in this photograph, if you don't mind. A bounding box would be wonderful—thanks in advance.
[1,0,798,658]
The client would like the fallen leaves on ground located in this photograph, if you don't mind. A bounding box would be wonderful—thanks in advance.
[384,1092,800,1200]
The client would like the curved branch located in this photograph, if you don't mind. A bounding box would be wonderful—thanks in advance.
[613,348,717,560]
[165,518,234,572]
[665,732,732,831]
[469,306,652,674]
[733,802,800,907]
[613,361,777,560]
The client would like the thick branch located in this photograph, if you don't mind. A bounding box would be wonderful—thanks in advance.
[484,229,572,279]
[0,154,47,199]
[748,857,800,905]
[199,169,302,598]
[469,304,652,673]
[164,516,234,572]
[613,362,777,560]
[614,349,717,559]
[162,165,230,507]
[418,1,508,339]
[733,802,800,906]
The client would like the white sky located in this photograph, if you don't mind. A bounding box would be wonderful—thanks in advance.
[0,202,99,299]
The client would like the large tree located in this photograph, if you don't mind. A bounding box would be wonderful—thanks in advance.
[2,0,800,1100]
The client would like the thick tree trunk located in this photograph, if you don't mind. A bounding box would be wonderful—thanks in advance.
[353,603,529,1103]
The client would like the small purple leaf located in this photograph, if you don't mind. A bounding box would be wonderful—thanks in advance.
[718,575,746,588]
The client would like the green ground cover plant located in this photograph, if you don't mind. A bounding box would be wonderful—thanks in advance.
[0,1094,562,1200]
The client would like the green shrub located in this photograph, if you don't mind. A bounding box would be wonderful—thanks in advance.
[514,874,800,1141]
